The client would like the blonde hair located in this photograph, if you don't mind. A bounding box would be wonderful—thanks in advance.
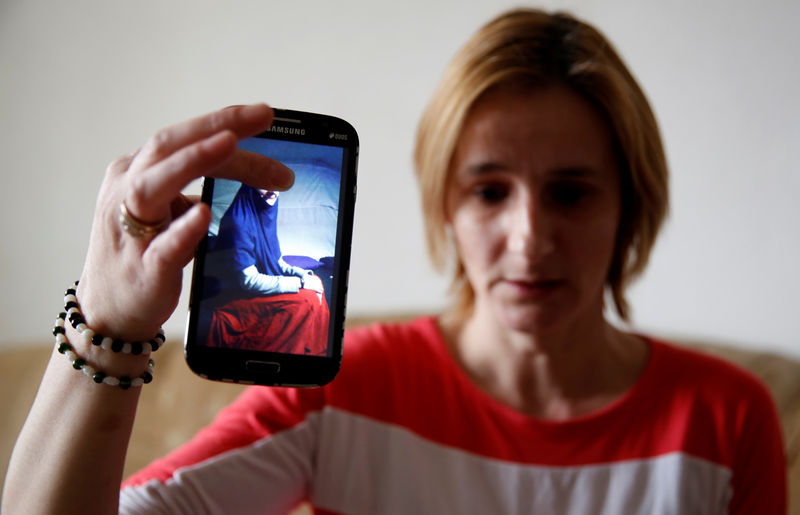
[414,8,668,321]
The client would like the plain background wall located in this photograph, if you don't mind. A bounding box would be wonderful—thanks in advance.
[1,0,798,358]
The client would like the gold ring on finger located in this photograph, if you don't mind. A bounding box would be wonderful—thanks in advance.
[118,201,169,239]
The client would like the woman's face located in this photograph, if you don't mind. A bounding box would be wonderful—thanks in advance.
[446,86,622,335]
[258,189,279,206]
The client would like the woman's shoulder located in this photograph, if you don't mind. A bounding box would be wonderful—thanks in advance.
[644,336,776,407]
[341,315,447,367]
[333,315,452,390]
[344,315,441,348]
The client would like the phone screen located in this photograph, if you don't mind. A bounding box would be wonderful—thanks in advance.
[185,110,358,386]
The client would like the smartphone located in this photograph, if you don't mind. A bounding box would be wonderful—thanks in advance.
[184,109,358,387]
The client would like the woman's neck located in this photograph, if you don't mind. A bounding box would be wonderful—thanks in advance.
[440,303,649,420]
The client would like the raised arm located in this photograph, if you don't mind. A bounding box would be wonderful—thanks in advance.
[2,104,294,515]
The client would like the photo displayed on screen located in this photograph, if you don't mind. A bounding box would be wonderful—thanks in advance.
[195,137,344,357]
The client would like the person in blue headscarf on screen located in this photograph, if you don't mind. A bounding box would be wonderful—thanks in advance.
[205,183,328,354]
[215,185,324,298]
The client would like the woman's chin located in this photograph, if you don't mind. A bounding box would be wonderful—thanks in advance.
[493,303,566,337]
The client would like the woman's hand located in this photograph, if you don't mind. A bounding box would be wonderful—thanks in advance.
[301,274,325,304]
[301,274,324,295]
[77,104,294,342]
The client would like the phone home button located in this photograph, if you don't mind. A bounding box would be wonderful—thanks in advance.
[245,360,281,374]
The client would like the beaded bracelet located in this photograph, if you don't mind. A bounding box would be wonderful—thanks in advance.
[54,313,154,389]
[64,281,165,355]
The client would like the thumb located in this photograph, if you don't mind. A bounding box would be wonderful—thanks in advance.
[144,203,211,276]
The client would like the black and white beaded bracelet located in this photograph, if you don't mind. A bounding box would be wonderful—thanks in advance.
[64,281,165,355]
[53,313,154,389]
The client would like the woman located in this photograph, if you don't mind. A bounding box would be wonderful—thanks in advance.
[214,186,322,297]
[3,8,786,514]
[204,184,328,354]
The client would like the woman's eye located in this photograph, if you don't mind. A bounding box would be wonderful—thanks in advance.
[473,183,509,204]
[549,183,591,207]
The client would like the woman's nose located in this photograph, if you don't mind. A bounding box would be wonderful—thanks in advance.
[506,196,555,257]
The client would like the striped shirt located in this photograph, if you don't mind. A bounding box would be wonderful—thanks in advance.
[120,317,786,514]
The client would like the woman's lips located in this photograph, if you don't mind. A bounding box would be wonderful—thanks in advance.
[503,278,565,299]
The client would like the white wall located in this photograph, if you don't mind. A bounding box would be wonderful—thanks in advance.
[1,0,798,358]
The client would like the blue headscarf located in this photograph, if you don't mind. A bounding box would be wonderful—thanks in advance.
[215,185,283,277]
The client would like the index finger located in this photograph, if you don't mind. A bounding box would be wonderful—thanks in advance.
[212,147,296,191]
[126,130,294,223]
[132,104,276,171]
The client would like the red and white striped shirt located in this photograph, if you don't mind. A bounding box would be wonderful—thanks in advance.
[120,317,786,514]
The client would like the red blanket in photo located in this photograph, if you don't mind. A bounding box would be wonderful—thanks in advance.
[206,289,329,355]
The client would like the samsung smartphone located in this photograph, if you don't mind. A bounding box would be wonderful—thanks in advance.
[185,109,358,387]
